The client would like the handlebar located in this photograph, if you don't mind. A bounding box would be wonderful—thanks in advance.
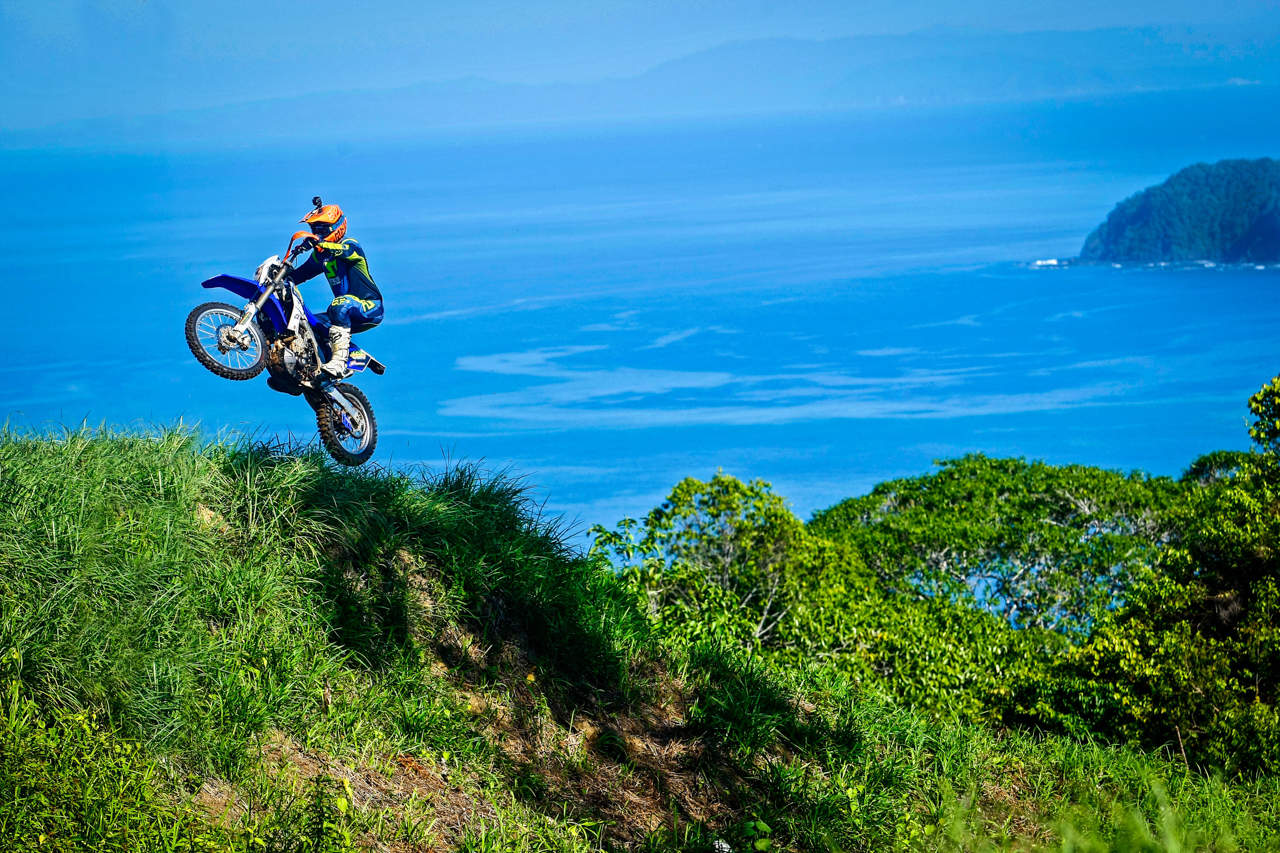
[285,229,320,262]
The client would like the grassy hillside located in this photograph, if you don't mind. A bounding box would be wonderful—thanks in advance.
[1,430,1278,851]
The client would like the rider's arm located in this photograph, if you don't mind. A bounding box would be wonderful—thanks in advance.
[316,240,358,260]
[288,251,324,284]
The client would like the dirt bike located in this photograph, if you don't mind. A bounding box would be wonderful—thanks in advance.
[184,231,386,466]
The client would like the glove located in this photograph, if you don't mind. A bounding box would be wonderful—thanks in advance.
[299,235,319,251]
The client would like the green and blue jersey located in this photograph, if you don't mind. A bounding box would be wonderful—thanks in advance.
[290,238,384,331]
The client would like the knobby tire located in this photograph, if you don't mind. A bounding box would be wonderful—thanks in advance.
[313,382,378,466]
[185,301,266,380]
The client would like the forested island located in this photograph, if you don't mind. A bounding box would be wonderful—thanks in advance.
[1081,157,1280,263]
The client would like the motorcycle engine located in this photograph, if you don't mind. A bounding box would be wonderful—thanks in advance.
[267,339,314,385]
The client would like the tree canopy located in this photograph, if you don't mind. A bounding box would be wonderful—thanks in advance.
[809,455,1179,636]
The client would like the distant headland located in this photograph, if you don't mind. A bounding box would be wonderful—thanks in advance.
[1081,158,1280,263]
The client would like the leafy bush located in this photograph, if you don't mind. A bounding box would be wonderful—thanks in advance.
[595,422,1280,776]
[591,471,867,652]
[1061,451,1280,774]
[1248,375,1280,453]
[1023,378,1280,773]
[593,470,1061,723]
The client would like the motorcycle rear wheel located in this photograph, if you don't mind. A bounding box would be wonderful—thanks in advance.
[185,302,266,380]
[312,382,378,466]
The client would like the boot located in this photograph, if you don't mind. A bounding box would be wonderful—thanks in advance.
[319,325,351,378]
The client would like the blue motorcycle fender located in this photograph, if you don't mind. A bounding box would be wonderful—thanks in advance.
[200,275,290,335]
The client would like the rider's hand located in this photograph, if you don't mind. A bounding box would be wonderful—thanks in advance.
[299,235,319,251]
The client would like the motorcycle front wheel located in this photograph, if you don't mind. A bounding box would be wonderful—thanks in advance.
[311,382,378,466]
[185,302,266,379]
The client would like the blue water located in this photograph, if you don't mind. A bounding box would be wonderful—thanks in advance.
[7,87,1279,533]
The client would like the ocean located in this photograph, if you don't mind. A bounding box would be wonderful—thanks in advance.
[7,85,1279,533]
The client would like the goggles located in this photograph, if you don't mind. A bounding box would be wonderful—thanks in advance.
[309,221,334,237]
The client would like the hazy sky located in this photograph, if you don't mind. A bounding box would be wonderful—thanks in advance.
[3,0,1278,130]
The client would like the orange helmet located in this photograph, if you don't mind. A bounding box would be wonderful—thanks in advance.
[301,197,347,243]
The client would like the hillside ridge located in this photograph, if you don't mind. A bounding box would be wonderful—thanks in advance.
[1,429,1278,851]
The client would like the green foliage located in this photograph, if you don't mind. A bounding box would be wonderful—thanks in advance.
[804,455,1181,728]
[1030,377,1280,773]
[0,679,226,852]
[810,454,1178,636]
[296,777,359,853]
[0,428,649,772]
[1249,375,1280,454]
[1181,449,1252,485]
[797,592,1055,724]
[741,816,774,851]
[678,646,1280,851]
[457,806,607,853]
[590,473,1013,721]
[595,464,1155,726]
[589,472,861,655]
[1064,451,1280,773]
[598,433,1280,777]
[591,471,827,649]
[1081,157,1280,262]
[4,426,1280,849]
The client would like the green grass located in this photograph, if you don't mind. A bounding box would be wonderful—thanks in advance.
[1,428,1278,851]
[0,678,228,852]
[661,638,1280,851]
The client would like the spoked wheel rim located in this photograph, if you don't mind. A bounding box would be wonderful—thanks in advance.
[314,382,378,466]
[329,400,372,455]
[194,308,262,372]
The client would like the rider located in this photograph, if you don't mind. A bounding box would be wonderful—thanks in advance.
[286,197,384,382]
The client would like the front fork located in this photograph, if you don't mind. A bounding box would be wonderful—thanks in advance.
[232,279,277,339]
[315,383,366,433]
